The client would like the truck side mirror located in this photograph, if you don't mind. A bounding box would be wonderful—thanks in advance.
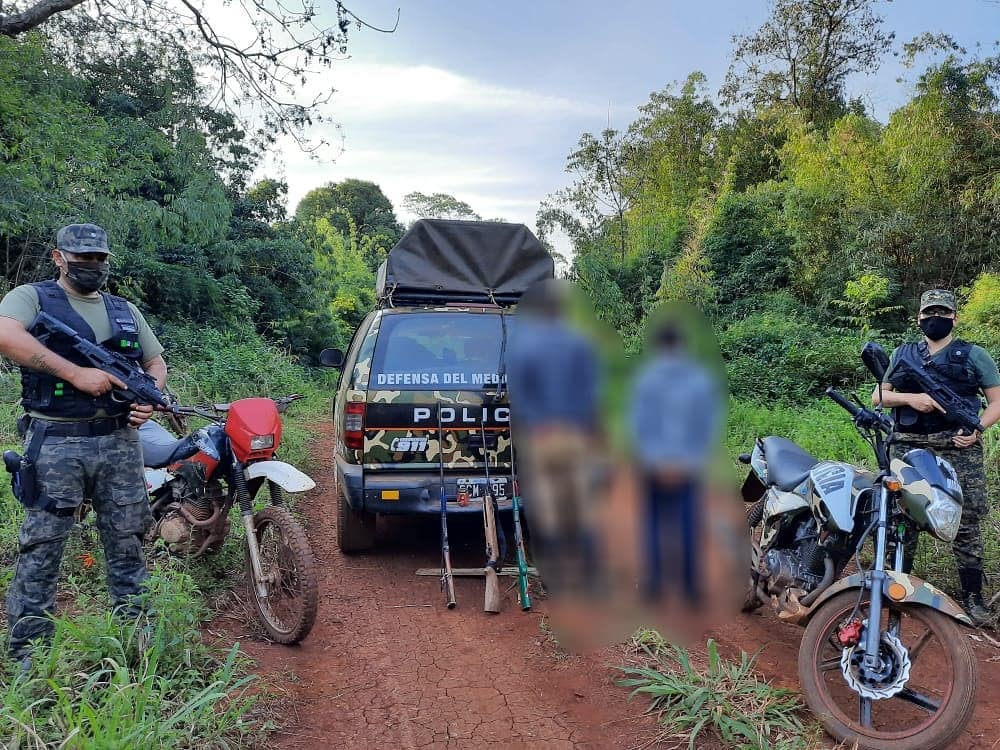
[319,348,345,368]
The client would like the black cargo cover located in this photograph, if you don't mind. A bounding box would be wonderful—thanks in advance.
[377,219,554,305]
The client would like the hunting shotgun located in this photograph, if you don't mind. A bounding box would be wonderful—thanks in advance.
[480,424,502,613]
[437,405,457,609]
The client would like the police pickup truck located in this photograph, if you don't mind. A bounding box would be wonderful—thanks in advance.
[319,219,554,552]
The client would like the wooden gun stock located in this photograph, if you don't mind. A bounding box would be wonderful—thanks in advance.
[483,491,502,613]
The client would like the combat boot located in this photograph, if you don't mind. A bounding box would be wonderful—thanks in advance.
[958,567,992,627]
[961,592,992,628]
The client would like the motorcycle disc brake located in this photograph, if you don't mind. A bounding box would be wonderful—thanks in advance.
[840,631,911,700]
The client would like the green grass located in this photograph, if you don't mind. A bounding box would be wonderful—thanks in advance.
[0,567,264,749]
[726,397,871,468]
[618,633,817,750]
[0,328,334,748]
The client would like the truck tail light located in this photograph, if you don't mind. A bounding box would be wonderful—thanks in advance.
[345,402,365,450]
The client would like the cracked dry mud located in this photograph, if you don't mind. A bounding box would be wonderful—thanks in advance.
[220,423,645,749]
[217,422,1000,749]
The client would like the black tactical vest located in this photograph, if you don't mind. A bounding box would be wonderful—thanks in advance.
[21,280,144,418]
[887,339,982,434]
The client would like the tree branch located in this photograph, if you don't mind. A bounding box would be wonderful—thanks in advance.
[0,0,85,35]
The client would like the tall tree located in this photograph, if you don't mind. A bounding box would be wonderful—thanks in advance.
[636,73,721,210]
[297,179,402,242]
[722,0,894,124]
[0,0,398,148]
[543,128,649,261]
[402,191,482,221]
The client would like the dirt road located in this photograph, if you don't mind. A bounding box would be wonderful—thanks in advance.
[220,423,1000,749]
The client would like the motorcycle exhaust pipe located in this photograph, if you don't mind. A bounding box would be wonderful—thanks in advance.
[800,555,836,607]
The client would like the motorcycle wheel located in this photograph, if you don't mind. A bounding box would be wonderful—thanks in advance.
[245,505,319,645]
[798,589,977,750]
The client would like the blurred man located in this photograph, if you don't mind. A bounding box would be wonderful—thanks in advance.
[629,318,724,603]
[506,279,602,596]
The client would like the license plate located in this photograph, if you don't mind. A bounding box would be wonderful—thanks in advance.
[457,476,507,499]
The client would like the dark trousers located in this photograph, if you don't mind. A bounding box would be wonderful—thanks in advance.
[642,476,700,602]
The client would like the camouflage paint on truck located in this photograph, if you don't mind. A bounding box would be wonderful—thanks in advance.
[335,309,381,465]
[336,306,515,471]
[364,390,513,471]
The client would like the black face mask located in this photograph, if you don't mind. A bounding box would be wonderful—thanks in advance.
[61,255,110,294]
[919,315,954,341]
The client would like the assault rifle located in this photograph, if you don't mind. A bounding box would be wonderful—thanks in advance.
[895,347,986,435]
[31,311,174,411]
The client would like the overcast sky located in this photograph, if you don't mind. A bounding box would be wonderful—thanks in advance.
[256,0,999,231]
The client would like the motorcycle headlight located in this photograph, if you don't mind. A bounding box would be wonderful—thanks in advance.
[925,487,962,543]
[250,434,275,451]
[937,460,963,502]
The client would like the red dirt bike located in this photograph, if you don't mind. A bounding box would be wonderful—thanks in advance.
[140,394,318,644]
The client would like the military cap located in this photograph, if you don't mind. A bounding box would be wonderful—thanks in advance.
[55,224,110,255]
[919,289,957,313]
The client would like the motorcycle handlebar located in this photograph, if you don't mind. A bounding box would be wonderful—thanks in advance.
[164,404,221,421]
[162,394,303,419]
[826,387,895,433]
[825,387,861,417]
[275,393,304,414]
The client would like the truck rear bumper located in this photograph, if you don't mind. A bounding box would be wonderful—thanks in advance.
[337,459,513,515]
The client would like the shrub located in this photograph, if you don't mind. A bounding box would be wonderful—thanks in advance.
[702,183,794,308]
[720,307,866,402]
[0,568,263,748]
[618,636,812,750]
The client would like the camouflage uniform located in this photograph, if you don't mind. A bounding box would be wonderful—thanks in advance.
[6,421,152,658]
[891,431,987,575]
[2,223,160,660]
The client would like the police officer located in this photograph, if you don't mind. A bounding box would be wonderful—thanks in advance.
[873,289,1000,626]
[0,224,167,664]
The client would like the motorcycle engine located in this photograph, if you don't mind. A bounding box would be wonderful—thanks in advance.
[154,463,228,555]
[762,520,826,596]
[763,549,822,594]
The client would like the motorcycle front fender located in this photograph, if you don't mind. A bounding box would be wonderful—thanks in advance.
[244,460,316,494]
[802,571,973,627]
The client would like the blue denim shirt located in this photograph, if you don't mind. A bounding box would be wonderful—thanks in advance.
[629,354,723,471]
[506,319,600,432]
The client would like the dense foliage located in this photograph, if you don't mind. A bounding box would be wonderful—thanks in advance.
[0,30,395,359]
[540,3,999,403]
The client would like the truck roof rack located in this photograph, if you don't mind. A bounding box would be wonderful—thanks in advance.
[376,219,554,308]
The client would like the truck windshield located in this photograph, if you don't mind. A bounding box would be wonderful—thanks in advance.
[370,312,512,390]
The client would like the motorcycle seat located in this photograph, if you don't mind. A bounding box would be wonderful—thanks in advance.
[762,436,819,491]
[139,420,198,469]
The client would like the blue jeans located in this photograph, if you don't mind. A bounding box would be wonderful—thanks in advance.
[642,476,700,603]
